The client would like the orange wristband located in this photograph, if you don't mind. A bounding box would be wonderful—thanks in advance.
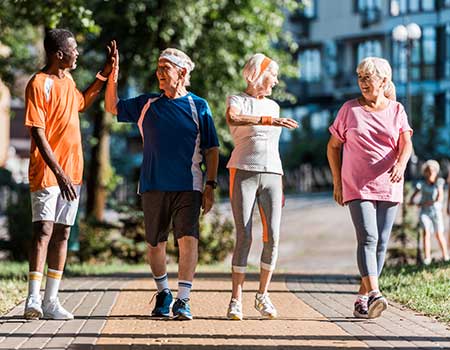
[261,116,273,125]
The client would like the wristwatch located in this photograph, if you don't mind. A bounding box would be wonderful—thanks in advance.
[205,180,218,189]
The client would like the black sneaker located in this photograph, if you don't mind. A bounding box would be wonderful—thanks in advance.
[353,298,368,319]
[151,289,173,317]
[172,298,193,320]
[368,294,388,319]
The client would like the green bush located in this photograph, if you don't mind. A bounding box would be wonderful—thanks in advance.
[2,184,33,261]
[78,205,235,265]
[387,182,420,266]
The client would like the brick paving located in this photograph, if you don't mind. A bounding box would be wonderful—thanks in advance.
[1,272,449,349]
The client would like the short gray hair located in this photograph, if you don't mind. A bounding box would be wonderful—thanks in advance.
[159,48,195,86]
[242,53,279,88]
[357,57,393,92]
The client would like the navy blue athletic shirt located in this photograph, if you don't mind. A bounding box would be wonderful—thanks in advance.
[117,92,219,193]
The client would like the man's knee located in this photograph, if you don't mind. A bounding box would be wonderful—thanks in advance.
[52,224,71,242]
[32,221,54,244]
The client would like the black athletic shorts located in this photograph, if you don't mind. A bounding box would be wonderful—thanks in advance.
[141,191,202,247]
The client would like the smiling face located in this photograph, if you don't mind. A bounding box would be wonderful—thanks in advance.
[59,37,79,70]
[259,66,279,96]
[156,58,185,92]
[357,72,385,99]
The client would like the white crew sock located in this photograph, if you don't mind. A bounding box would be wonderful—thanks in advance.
[44,268,63,303]
[153,273,169,292]
[177,280,192,300]
[28,271,43,297]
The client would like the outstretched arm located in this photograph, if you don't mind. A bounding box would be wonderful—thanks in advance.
[226,105,298,129]
[105,41,119,115]
[80,40,117,112]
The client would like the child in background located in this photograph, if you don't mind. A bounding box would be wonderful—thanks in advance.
[409,160,449,264]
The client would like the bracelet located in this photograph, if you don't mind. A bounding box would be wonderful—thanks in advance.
[261,116,273,125]
[96,71,108,82]
[205,180,218,189]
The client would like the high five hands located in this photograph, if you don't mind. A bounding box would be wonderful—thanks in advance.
[101,40,118,77]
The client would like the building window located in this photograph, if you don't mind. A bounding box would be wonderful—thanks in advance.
[390,0,435,15]
[446,24,450,78]
[356,40,383,64]
[356,0,382,26]
[299,49,321,82]
[422,27,436,80]
[299,0,316,19]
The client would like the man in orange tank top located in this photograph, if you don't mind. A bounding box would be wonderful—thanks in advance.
[23,29,117,320]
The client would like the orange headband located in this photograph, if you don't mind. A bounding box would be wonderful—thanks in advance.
[256,57,272,81]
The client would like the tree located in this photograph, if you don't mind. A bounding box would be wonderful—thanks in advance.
[3,0,302,221]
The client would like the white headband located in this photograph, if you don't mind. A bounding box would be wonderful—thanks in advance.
[159,53,191,71]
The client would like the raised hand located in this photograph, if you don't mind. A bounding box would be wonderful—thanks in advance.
[101,40,118,77]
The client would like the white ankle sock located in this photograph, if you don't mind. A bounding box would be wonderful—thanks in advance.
[28,271,43,297]
[44,268,63,303]
[177,280,192,300]
[153,273,169,292]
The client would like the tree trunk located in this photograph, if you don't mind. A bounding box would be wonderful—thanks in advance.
[85,101,112,221]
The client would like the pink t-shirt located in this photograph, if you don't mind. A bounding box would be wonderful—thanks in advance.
[329,99,413,204]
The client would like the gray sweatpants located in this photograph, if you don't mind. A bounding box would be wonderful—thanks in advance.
[229,169,283,273]
[348,200,399,277]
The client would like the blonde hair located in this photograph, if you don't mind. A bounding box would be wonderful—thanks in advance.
[159,48,195,86]
[421,159,440,175]
[242,53,279,88]
[357,57,394,92]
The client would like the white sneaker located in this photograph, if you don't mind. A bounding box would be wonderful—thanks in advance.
[423,257,432,265]
[24,295,43,320]
[227,298,243,320]
[254,293,277,319]
[42,298,74,320]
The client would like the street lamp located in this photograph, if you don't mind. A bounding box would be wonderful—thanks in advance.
[392,23,422,265]
[392,23,422,118]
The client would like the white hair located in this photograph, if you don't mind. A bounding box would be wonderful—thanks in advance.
[242,53,279,88]
[357,57,394,92]
[159,48,195,86]
[421,159,440,174]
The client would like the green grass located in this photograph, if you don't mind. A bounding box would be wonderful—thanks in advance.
[380,262,450,324]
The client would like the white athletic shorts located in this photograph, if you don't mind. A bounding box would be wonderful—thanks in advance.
[30,185,81,226]
[419,211,444,235]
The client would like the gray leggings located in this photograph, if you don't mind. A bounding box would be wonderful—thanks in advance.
[348,200,399,277]
[229,169,282,273]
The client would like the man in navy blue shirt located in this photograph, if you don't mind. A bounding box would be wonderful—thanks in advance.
[106,47,219,320]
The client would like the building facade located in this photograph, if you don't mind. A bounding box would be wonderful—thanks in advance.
[283,0,450,159]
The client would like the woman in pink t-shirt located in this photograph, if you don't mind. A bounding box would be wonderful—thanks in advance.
[327,57,413,319]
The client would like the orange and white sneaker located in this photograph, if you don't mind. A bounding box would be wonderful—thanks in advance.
[254,293,277,319]
[227,298,243,320]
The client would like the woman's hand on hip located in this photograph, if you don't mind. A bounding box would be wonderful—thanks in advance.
[389,163,406,183]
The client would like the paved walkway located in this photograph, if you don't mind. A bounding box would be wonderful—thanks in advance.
[0,272,449,349]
